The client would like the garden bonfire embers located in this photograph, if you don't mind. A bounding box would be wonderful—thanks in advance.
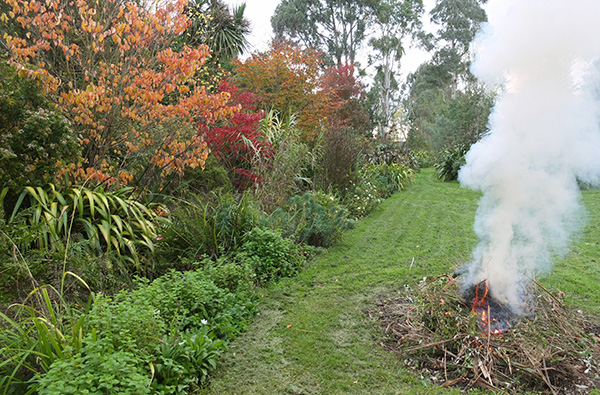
[371,276,600,394]
[464,279,516,335]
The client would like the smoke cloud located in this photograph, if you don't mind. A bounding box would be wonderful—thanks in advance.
[458,0,600,314]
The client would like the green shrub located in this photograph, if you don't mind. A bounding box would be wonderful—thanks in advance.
[271,192,354,248]
[0,265,257,394]
[201,255,256,293]
[341,179,381,218]
[361,162,414,198]
[341,162,413,219]
[173,155,233,197]
[84,291,165,358]
[237,228,300,285]
[0,63,79,191]
[434,144,469,181]
[37,337,150,395]
[152,327,225,394]
[137,269,257,339]
[413,150,433,168]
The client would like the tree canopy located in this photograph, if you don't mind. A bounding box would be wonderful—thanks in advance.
[271,0,373,66]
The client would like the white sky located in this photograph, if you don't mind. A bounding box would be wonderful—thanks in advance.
[224,0,438,80]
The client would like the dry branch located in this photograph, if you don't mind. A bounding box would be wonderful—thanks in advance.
[370,276,600,394]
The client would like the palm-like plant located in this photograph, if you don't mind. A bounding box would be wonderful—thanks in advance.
[184,0,251,61]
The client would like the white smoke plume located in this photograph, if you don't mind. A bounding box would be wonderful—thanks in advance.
[458,0,600,314]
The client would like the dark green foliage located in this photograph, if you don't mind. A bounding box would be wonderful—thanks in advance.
[166,155,233,197]
[318,126,364,190]
[430,88,493,149]
[37,337,150,395]
[201,255,256,293]
[363,143,420,169]
[271,192,354,248]
[152,327,226,394]
[158,193,262,264]
[434,144,469,181]
[237,228,300,285]
[0,63,79,190]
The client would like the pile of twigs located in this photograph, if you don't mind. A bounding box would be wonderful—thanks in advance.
[370,275,600,394]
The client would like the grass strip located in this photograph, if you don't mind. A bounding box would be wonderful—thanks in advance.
[200,169,600,394]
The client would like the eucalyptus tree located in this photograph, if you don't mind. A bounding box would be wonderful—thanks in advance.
[404,0,491,150]
[429,0,488,95]
[271,0,373,66]
[368,0,426,140]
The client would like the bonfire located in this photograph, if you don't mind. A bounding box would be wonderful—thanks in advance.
[371,275,600,394]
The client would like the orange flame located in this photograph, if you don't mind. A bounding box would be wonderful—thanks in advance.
[471,280,506,335]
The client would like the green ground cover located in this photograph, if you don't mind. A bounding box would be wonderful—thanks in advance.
[200,168,600,394]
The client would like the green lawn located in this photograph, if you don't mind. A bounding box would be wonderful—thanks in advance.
[200,168,600,394]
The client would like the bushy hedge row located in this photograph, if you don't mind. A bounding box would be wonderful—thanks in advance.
[0,158,416,394]
[1,267,261,394]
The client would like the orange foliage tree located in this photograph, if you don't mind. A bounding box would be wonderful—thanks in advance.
[320,63,371,135]
[1,0,237,187]
[233,41,331,141]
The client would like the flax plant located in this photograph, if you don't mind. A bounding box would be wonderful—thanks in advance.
[6,185,160,272]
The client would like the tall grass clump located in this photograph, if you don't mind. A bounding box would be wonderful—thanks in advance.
[251,110,316,210]
[0,280,92,394]
[157,192,262,265]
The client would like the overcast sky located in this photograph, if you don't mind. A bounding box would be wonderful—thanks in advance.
[224,0,438,79]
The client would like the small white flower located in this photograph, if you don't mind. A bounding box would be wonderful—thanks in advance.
[201,319,208,325]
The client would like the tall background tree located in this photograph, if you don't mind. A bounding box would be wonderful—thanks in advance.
[368,0,426,141]
[404,0,492,152]
[271,0,373,66]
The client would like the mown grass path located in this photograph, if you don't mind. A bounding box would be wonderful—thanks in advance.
[201,169,600,394]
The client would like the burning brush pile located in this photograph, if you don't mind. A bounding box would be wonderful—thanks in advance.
[371,275,600,394]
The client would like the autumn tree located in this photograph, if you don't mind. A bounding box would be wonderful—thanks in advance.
[199,79,268,189]
[320,63,371,135]
[1,0,237,188]
[233,41,330,140]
